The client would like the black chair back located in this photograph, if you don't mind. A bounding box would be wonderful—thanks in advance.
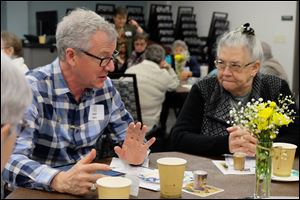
[108,73,142,123]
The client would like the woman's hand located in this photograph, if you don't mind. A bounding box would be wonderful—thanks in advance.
[50,149,111,196]
[180,71,192,81]
[227,126,257,156]
[114,122,156,165]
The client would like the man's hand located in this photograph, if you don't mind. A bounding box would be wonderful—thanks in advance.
[114,122,156,165]
[50,149,111,196]
[227,126,257,156]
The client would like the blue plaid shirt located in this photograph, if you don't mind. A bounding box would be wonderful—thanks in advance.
[2,58,133,191]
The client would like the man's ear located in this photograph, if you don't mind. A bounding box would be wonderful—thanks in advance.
[65,48,77,66]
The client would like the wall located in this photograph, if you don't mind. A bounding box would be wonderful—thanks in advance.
[2,1,298,94]
[5,1,29,38]
[27,1,147,36]
[1,1,7,30]
[168,1,297,92]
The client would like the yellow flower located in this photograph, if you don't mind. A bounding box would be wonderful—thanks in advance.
[258,107,274,120]
[174,54,186,63]
[272,112,292,126]
[229,95,295,141]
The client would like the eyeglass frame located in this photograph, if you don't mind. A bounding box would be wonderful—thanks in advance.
[214,59,256,72]
[78,49,119,67]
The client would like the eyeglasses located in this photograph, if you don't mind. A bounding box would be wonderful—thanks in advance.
[79,49,119,67]
[214,59,255,72]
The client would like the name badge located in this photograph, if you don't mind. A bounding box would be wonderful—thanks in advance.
[88,105,104,121]
[125,31,133,37]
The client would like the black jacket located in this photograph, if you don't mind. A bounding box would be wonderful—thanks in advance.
[170,73,299,156]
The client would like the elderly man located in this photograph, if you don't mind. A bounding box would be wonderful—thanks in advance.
[2,8,155,196]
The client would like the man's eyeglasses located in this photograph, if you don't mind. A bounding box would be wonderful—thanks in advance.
[79,49,119,67]
[214,59,255,72]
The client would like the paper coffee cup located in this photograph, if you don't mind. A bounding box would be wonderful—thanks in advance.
[96,176,132,199]
[157,157,187,198]
[272,143,297,177]
[38,35,46,44]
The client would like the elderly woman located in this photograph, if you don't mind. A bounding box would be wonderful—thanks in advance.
[170,23,299,156]
[166,40,200,81]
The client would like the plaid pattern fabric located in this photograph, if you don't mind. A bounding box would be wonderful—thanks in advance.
[2,58,133,191]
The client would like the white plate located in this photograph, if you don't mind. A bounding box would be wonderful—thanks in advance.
[271,170,299,182]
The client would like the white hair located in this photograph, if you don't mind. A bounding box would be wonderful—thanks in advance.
[56,8,118,60]
[1,52,32,125]
[216,27,263,61]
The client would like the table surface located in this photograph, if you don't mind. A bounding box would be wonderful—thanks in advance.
[6,152,299,199]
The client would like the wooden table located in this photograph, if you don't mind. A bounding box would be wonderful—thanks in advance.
[6,152,299,199]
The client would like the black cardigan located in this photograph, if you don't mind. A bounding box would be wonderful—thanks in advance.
[170,74,299,156]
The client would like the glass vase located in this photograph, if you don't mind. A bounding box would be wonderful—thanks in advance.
[254,140,273,199]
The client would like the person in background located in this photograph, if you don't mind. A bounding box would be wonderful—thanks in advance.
[126,32,148,69]
[126,44,179,134]
[1,53,32,198]
[1,31,29,74]
[2,8,155,196]
[260,41,288,83]
[113,6,144,73]
[165,40,200,81]
[170,23,298,156]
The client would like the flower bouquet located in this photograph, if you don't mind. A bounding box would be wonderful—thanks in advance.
[228,94,295,198]
[174,53,188,78]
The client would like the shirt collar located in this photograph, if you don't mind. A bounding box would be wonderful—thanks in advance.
[52,58,71,96]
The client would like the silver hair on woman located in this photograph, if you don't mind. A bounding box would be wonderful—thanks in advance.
[1,53,32,125]
[216,23,263,62]
[56,8,118,61]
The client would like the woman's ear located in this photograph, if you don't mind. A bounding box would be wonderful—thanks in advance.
[251,60,261,76]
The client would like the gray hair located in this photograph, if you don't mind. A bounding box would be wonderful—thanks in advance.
[216,25,263,61]
[56,8,118,60]
[145,44,165,64]
[1,52,32,125]
[172,40,190,59]
[261,41,273,61]
[172,40,188,52]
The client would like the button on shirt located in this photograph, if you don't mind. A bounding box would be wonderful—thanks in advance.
[2,58,133,191]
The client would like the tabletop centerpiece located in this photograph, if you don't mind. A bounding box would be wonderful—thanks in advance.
[228,94,295,198]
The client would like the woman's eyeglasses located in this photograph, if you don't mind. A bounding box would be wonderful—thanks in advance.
[214,59,255,72]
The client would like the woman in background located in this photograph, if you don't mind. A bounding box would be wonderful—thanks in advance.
[1,31,29,74]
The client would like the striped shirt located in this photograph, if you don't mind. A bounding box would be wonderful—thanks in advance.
[2,58,133,191]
